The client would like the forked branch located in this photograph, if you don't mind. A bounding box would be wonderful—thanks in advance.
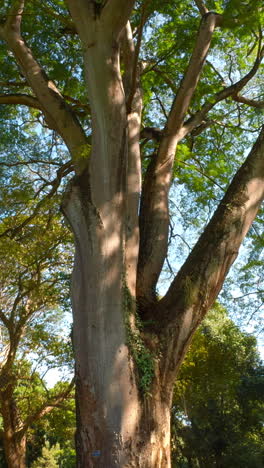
[137,12,221,309]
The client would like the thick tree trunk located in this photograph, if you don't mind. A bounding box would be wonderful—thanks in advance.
[62,175,173,467]
[62,178,138,467]
[73,367,172,467]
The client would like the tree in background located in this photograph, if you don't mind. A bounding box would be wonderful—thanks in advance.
[0,180,74,467]
[31,441,61,468]
[0,0,263,466]
[27,392,76,467]
[172,305,264,468]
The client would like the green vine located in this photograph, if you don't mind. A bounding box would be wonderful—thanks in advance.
[122,280,155,396]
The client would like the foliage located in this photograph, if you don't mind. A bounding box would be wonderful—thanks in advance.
[172,305,264,468]
[26,391,75,467]
[0,147,74,463]
[31,441,61,468]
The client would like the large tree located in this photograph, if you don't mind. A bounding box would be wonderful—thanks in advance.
[0,0,263,466]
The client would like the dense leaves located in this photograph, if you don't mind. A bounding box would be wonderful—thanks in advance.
[172,305,264,468]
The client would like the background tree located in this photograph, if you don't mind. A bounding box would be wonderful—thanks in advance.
[27,391,76,468]
[171,305,264,468]
[31,441,61,468]
[0,171,74,468]
[0,0,263,466]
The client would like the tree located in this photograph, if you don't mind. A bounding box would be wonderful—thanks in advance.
[172,305,264,468]
[27,391,76,467]
[31,441,61,468]
[0,185,74,467]
[0,0,263,466]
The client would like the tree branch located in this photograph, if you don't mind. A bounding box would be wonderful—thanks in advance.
[126,1,150,112]
[157,125,264,380]
[181,45,264,139]
[21,378,74,435]
[0,80,28,88]
[232,93,264,109]
[121,22,143,296]
[166,12,222,138]
[0,93,42,110]
[152,67,178,94]
[137,13,221,310]
[194,0,209,15]
[1,0,89,173]
[101,0,136,38]
[121,21,136,98]
[0,310,10,330]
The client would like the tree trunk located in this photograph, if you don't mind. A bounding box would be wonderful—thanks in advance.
[62,175,172,467]
[1,393,26,468]
[3,434,26,468]
[74,369,172,467]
